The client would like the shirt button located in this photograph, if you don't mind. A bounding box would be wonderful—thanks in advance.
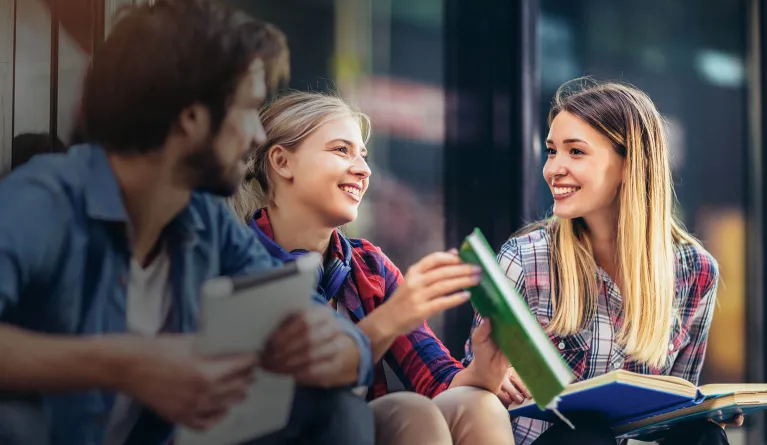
[558,342,565,349]
[613,362,621,369]
[669,343,675,351]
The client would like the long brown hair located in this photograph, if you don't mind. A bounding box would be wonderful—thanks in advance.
[535,78,700,367]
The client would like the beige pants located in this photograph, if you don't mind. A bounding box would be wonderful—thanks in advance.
[369,387,515,445]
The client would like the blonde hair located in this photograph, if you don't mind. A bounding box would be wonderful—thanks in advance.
[530,79,701,368]
[228,91,371,221]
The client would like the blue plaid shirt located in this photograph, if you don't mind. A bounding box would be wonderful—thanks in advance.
[0,144,373,445]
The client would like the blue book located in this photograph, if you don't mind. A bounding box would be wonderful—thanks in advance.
[509,370,767,435]
[615,386,767,439]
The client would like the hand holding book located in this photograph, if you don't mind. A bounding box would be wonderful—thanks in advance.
[498,366,531,407]
[716,414,744,429]
[458,228,574,410]
[452,317,511,393]
[379,250,479,335]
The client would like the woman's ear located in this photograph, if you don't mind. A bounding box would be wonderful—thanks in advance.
[267,145,293,181]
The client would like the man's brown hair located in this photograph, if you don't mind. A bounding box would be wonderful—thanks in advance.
[82,0,289,153]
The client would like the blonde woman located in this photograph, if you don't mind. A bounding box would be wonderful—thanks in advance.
[464,79,743,445]
[229,91,515,445]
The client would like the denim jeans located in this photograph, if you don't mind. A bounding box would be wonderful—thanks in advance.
[0,387,374,445]
[0,392,49,445]
[247,387,374,445]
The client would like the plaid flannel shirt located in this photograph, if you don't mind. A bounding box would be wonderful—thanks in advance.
[463,228,719,445]
[252,208,464,401]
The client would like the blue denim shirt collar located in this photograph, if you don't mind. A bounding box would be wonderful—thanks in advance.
[83,146,206,236]
[83,147,128,222]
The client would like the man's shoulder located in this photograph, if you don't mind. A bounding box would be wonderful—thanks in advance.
[187,192,238,229]
[186,192,281,273]
[2,144,94,191]
[0,145,98,216]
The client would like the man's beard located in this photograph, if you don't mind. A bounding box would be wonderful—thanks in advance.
[182,136,243,197]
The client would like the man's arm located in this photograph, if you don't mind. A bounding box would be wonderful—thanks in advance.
[0,324,263,429]
[0,176,136,392]
[0,179,260,428]
[0,325,126,390]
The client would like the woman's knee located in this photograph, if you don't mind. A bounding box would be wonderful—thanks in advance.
[370,392,452,445]
[433,386,510,424]
[370,392,449,427]
[432,387,514,445]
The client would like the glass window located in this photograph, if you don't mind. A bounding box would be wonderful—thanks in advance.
[11,0,97,167]
[538,0,748,390]
[57,0,96,145]
[13,0,52,137]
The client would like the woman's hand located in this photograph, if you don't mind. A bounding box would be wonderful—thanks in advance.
[713,414,744,429]
[498,367,531,407]
[383,249,481,335]
[450,318,510,393]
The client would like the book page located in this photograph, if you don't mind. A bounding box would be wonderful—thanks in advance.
[564,370,697,397]
[699,383,767,397]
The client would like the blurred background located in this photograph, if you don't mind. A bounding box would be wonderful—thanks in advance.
[0,0,764,443]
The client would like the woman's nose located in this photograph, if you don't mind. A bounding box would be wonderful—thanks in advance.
[351,156,371,178]
[543,158,567,183]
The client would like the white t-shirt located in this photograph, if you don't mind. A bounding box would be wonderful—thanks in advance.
[103,249,172,445]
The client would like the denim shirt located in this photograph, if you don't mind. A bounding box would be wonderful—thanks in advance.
[0,144,373,445]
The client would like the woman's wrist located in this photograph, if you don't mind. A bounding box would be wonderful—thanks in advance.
[450,362,500,392]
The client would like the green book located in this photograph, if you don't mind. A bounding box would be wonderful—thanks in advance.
[459,228,574,410]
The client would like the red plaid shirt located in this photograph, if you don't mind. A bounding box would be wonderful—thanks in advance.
[251,209,464,400]
[464,227,719,445]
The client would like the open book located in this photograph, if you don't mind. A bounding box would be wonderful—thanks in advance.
[459,228,574,409]
[508,369,767,437]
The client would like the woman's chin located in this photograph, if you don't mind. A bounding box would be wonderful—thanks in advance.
[325,207,358,227]
[552,206,581,220]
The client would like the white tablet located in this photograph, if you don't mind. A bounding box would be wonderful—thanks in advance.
[194,252,321,356]
[176,252,321,445]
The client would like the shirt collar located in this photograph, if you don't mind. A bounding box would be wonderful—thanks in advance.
[249,207,351,265]
[83,144,128,222]
[80,143,205,234]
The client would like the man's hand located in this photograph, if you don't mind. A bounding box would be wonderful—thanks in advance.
[261,307,359,388]
[117,335,259,431]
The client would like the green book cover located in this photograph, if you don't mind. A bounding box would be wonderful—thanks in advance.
[459,228,574,409]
